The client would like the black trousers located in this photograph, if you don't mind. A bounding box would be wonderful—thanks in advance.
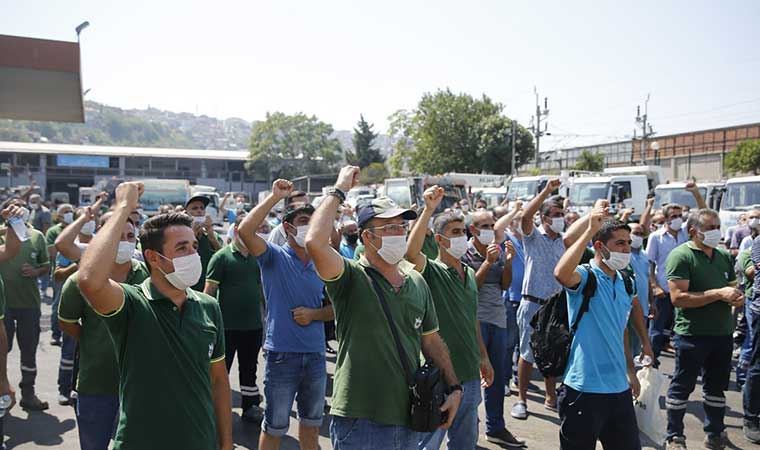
[225,329,263,411]
[4,308,41,398]
[558,385,642,450]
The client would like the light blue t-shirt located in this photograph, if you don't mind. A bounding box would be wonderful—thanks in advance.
[339,242,356,260]
[503,233,525,303]
[257,243,325,353]
[563,262,634,394]
[645,227,687,293]
[629,249,650,317]
[521,225,565,300]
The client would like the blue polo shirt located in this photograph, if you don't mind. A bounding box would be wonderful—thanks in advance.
[629,249,650,317]
[257,243,325,353]
[503,232,525,303]
[563,262,635,394]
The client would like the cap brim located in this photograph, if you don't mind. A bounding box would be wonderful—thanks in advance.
[186,196,210,207]
[374,208,418,221]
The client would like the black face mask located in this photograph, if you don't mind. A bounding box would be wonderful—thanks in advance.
[344,233,359,245]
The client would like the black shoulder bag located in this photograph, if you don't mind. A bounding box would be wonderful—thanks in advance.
[365,268,447,432]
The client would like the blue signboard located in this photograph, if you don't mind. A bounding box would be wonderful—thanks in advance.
[57,155,110,168]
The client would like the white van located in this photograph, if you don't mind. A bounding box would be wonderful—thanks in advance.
[654,182,725,211]
[720,176,760,237]
[569,174,649,220]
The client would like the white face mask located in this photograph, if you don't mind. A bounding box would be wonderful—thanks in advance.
[601,245,631,271]
[699,229,722,248]
[62,212,74,224]
[549,217,566,234]
[476,229,494,245]
[193,216,206,224]
[668,218,683,231]
[749,218,760,229]
[372,234,408,265]
[157,252,202,290]
[290,225,309,248]
[442,235,468,259]
[80,220,96,236]
[630,235,644,249]
[30,203,40,210]
[115,241,136,264]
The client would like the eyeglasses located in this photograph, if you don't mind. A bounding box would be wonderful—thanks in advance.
[367,222,409,234]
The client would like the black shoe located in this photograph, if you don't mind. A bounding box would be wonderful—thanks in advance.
[50,339,61,347]
[485,428,526,448]
[20,395,49,411]
[744,418,760,444]
[241,405,264,424]
[703,432,730,450]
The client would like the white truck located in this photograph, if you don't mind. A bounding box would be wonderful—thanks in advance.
[719,175,760,237]
[569,174,649,220]
[602,166,664,191]
[654,182,724,211]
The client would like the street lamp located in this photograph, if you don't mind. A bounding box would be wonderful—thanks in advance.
[650,141,660,165]
[75,21,90,41]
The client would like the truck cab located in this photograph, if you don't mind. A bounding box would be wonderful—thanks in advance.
[720,176,760,237]
[654,182,725,211]
[569,174,649,220]
[384,176,467,214]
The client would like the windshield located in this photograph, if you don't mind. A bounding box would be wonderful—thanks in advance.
[506,181,538,201]
[385,182,412,208]
[722,182,760,211]
[570,182,610,206]
[141,183,189,212]
[479,192,506,208]
[654,187,708,209]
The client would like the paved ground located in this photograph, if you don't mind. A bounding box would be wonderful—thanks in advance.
[1,294,755,449]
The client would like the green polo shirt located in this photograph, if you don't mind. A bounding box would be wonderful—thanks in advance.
[100,279,225,450]
[192,232,220,292]
[421,233,439,260]
[738,249,753,298]
[206,242,263,330]
[666,242,736,336]
[420,257,480,383]
[46,223,64,248]
[0,227,49,309]
[323,257,439,427]
[0,276,6,319]
[58,260,149,396]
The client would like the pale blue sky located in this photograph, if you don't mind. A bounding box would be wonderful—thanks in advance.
[3,0,760,150]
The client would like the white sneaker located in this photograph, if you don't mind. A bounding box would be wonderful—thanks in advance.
[57,394,70,406]
[511,401,528,420]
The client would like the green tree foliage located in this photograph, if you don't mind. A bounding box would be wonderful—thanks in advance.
[359,162,389,185]
[725,139,760,175]
[574,149,605,172]
[247,112,342,180]
[346,115,384,167]
[387,88,534,175]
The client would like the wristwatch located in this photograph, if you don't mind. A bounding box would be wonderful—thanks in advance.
[446,384,463,395]
[326,186,347,203]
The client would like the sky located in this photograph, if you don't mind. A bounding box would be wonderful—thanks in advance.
[3,0,760,151]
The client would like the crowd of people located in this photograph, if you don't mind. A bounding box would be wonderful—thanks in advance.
[0,167,757,450]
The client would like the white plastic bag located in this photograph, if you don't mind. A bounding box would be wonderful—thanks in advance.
[633,366,668,444]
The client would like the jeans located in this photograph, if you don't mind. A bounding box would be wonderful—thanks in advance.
[57,334,76,397]
[505,301,520,384]
[558,385,641,450]
[666,334,733,440]
[738,303,755,387]
[76,394,119,450]
[480,322,507,433]
[331,416,421,450]
[743,303,760,420]
[225,329,262,411]
[50,279,64,341]
[4,308,41,397]
[418,379,482,450]
[648,293,674,361]
[262,351,326,436]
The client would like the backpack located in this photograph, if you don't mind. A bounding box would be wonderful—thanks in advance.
[529,263,635,378]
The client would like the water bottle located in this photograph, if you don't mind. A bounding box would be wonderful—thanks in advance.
[635,354,653,368]
[0,394,12,418]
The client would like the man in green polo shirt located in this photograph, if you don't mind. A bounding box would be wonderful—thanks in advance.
[77,182,232,450]
[664,208,744,450]
[406,186,526,449]
[0,198,50,411]
[305,166,462,450]
[205,213,264,424]
[47,202,74,346]
[58,213,148,450]
[185,195,223,292]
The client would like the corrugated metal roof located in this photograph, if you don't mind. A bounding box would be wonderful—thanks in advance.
[0,141,248,161]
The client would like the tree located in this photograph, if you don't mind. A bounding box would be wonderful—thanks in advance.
[574,150,604,172]
[346,115,384,167]
[387,88,534,175]
[247,112,342,180]
[359,162,389,185]
[725,139,760,175]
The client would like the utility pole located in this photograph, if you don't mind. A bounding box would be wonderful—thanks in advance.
[635,94,655,165]
[530,87,550,168]
[510,121,517,176]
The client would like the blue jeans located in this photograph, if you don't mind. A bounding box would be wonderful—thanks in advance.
[666,334,733,440]
[58,334,76,396]
[648,293,674,361]
[480,322,507,433]
[744,303,760,420]
[505,301,520,384]
[262,351,326,436]
[331,416,420,450]
[738,303,755,387]
[418,379,481,450]
[50,279,64,341]
[76,394,119,450]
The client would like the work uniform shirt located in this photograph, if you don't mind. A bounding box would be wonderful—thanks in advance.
[100,279,225,450]
[421,233,439,260]
[521,225,565,300]
[629,249,651,317]
[463,240,507,328]
[666,242,736,336]
[420,257,480,383]
[206,242,263,331]
[0,227,49,309]
[46,223,64,270]
[323,257,439,427]
[191,232,220,292]
[58,260,149,396]
[645,227,688,293]
[564,262,635,394]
